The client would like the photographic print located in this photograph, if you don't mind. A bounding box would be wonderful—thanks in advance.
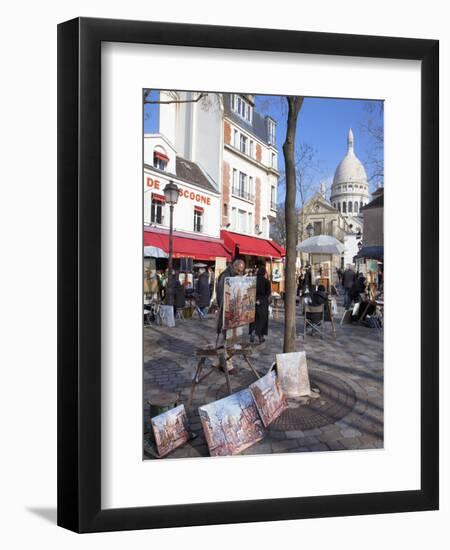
[151,404,192,457]
[249,370,288,427]
[143,90,384,460]
[198,389,266,456]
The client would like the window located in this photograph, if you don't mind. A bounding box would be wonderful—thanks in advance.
[354,201,358,213]
[231,207,237,230]
[232,95,253,123]
[223,203,228,218]
[232,171,253,201]
[153,150,168,171]
[343,202,347,213]
[250,140,254,157]
[233,129,239,148]
[313,221,322,235]
[239,172,247,195]
[248,212,253,234]
[270,185,276,209]
[333,203,336,209]
[193,207,203,232]
[238,209,246,233]
[338,203,341,212]
[272,152,277,168]
[348,201,353,213]
[151,195,165,224]
[262,217,268,236]
[240,134,248,154]
[267,118,276,144]
[360,201,363,210]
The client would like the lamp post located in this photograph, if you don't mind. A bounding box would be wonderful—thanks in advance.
[305,223,314,266]
[163,180,179,306]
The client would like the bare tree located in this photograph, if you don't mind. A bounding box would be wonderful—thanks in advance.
[270,201,300,249]
[283,96,304,353]
[360,101,384,186]
[295,143,323,242]
[143,89,206,105]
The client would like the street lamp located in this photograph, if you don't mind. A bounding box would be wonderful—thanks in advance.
[163,180,179,306]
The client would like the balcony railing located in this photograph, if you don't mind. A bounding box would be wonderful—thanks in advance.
[232,187,254,202]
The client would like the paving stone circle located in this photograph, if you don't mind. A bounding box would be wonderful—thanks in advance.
[216,369,356,431]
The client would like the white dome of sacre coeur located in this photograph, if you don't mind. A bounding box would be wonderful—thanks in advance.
[333,129,368,186]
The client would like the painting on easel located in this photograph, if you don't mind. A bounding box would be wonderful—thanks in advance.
[223,276,257,330]
[199,389,265,456]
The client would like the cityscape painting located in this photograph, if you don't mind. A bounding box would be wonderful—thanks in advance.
[199,389,266,456]
[223,276,257,330]
[151,404,191,457]
[249,370,288,427]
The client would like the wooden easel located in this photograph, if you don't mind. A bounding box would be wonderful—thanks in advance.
[187,329,260,407]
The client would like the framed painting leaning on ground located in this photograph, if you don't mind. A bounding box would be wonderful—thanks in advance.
[57,17,438,533]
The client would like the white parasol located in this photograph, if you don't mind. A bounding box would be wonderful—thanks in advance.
[296,235,345,255]
[144,246,168,258]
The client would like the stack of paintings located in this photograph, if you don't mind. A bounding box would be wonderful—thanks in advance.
[199,370,288,456]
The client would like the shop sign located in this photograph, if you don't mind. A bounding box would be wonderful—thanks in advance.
[146,177,211,206]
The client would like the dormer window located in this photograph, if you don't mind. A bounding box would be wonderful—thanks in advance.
[232,94,253,123]
[153,148,169,171]
[266,117,276,145]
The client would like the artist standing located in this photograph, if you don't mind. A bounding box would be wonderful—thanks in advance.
[249,267,271,343]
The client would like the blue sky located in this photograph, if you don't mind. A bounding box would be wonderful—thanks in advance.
[144,91,383,205]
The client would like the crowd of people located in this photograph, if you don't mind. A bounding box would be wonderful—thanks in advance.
[145,258,383,336]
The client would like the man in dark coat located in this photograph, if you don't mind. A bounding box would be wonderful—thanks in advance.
[342,265,356,309]
[302,265,313,295]
[249,267,271,343]
[173,274,185,319]
[195,268,211,318]
[356,272,367,295]
[216,258,246,336]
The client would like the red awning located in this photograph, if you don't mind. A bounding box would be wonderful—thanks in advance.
[221,230,285,258]
[152,193,166,202]
[268,240,286,257]
[144,230,231,261]
[154,151,169,162]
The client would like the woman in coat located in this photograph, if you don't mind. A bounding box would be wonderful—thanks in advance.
[196,268,211,318]
[173,274,186,319]
[249,267,271,343]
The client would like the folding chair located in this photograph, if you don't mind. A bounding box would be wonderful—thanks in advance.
[302,304,325,339]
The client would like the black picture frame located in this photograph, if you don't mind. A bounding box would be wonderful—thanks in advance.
[57,17,439,533]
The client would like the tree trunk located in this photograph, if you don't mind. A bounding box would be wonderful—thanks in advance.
[282,96,304,353]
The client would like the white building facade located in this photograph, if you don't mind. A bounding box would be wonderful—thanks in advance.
[221,94,279,240]
[145,91,284,268]
[144,134,222,239]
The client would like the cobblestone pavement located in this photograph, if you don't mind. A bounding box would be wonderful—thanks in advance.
[143,297,383,459]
